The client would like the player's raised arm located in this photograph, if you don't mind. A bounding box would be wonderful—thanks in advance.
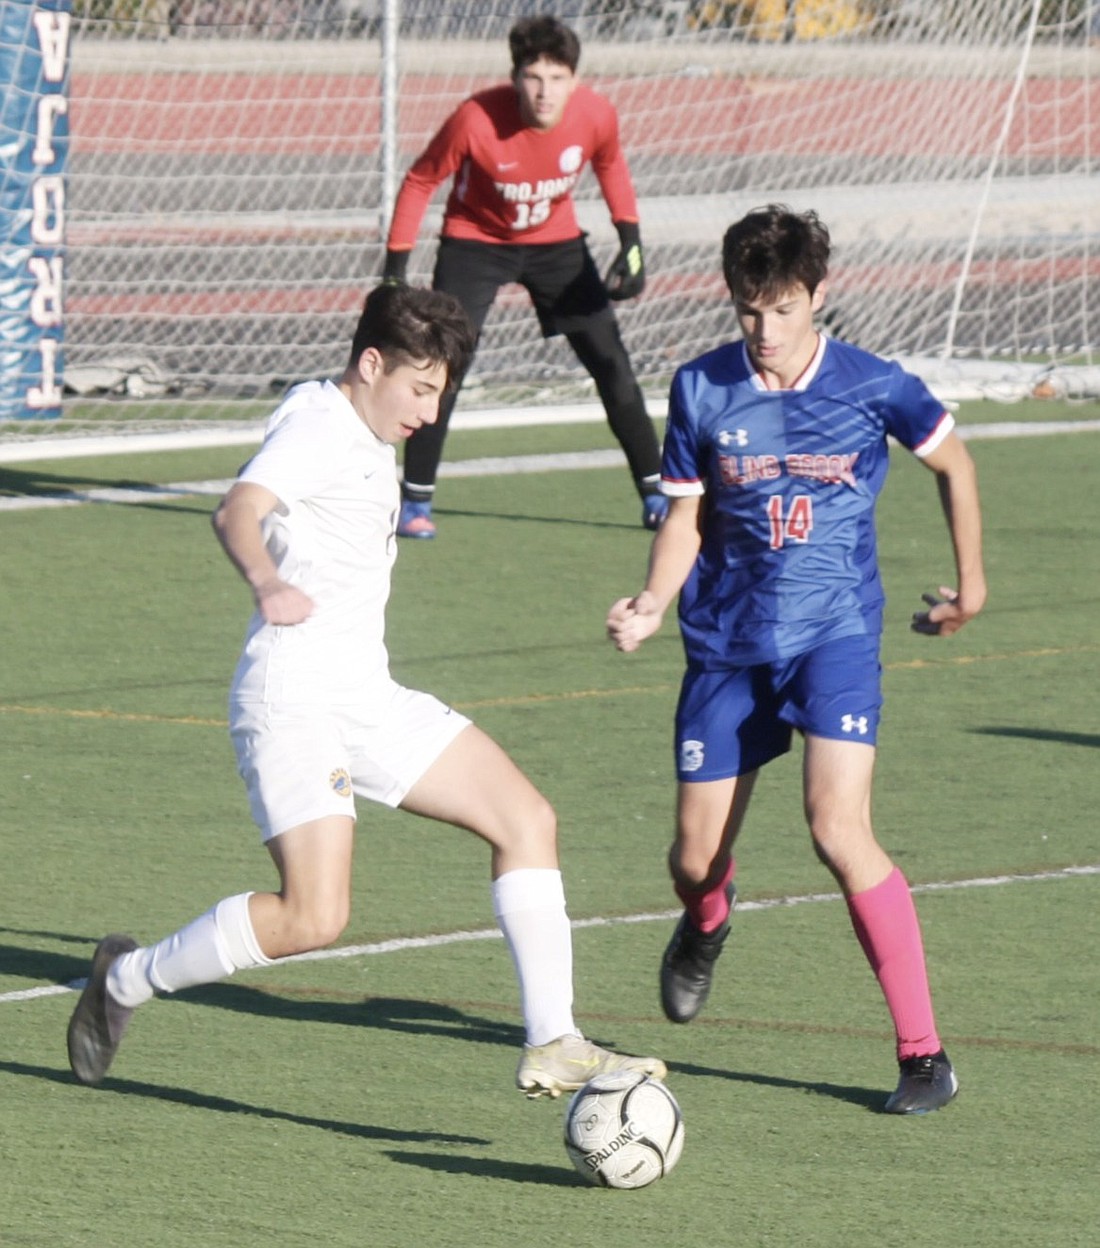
[381,106,469,285]
[212,482,315,626]
[608,495,702,651]
[910,430,986,637]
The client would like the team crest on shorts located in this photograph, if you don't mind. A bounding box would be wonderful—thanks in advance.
[329,768,352,798]
[680,740,705,772]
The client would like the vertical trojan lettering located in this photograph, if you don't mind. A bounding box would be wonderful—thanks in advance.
[0,0,71,419]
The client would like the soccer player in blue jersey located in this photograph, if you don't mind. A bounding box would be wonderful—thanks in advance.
[607,205,986,1114]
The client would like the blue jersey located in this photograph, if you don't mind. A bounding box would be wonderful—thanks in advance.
[662,335,953,668]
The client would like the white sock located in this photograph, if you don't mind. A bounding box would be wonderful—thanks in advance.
[107,893,273,1008]
[492,868,577,1047]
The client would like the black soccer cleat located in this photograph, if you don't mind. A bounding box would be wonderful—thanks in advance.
[66,933,139,1085]
[659,885,735,1023]
[883,1048,959,1115]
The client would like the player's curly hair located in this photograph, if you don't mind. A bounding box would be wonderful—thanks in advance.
[509,15,581,73]
[722,205,831,303]
[350,285,475,393]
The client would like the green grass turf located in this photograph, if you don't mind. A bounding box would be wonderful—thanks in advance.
[0,411,1097,1246]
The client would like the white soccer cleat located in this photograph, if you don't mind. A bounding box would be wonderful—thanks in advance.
[515,1033,667,1100]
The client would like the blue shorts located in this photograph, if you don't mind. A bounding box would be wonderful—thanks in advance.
[674,632,883,782]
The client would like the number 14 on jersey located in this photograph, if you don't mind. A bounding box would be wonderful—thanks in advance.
[766,494,813,549]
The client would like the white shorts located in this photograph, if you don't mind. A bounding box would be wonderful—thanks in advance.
[229,684,472,842]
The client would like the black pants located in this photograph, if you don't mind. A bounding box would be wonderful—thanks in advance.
[401,236,662,502]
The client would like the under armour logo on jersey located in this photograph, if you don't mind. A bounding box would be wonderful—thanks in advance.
[841,714,869,735]
[717,428,749,448]
[680,739,705,772]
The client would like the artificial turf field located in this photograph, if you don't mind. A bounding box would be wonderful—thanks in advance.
[1,403,1097,1246]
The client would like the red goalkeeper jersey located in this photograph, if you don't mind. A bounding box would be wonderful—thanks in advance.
[386,82,639,249]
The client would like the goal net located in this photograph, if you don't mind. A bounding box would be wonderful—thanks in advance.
[5,0,1098,443]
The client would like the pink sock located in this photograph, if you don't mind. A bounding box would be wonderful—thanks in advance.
[676,858,735,933]
[847,867,941,1061]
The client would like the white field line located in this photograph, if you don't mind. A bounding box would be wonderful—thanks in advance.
[3,418,1100,512]
[0,402,636,466]
[0,479,237,511]
[1,402,1099,469]
[4,864,1096,1005]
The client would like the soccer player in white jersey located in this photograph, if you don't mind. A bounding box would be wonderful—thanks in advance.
[67,283,665,1101]
[607,205,986,1114]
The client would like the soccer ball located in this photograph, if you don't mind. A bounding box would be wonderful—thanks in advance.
[563,1070,684,1189]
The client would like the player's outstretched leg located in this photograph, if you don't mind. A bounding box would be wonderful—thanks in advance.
[564,321,664,531]
[516,1033,667,1100]
[884,1048,959,1114]
[66,934,139,1085]
[660,882,736,1023]
[397,398,449,539]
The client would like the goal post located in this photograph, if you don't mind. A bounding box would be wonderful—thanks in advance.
[3,0,1097,441]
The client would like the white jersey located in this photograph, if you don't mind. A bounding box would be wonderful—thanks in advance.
[229,380,400,711]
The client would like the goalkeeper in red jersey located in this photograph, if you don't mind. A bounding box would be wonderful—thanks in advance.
[381,15,667,539]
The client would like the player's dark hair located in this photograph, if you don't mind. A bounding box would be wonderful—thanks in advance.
[350,284,474,392]
[509,15,581,73]
[721,205,831,303]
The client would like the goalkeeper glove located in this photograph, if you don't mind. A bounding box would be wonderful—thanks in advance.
[380,249,410,286]
[605,221,645,301]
